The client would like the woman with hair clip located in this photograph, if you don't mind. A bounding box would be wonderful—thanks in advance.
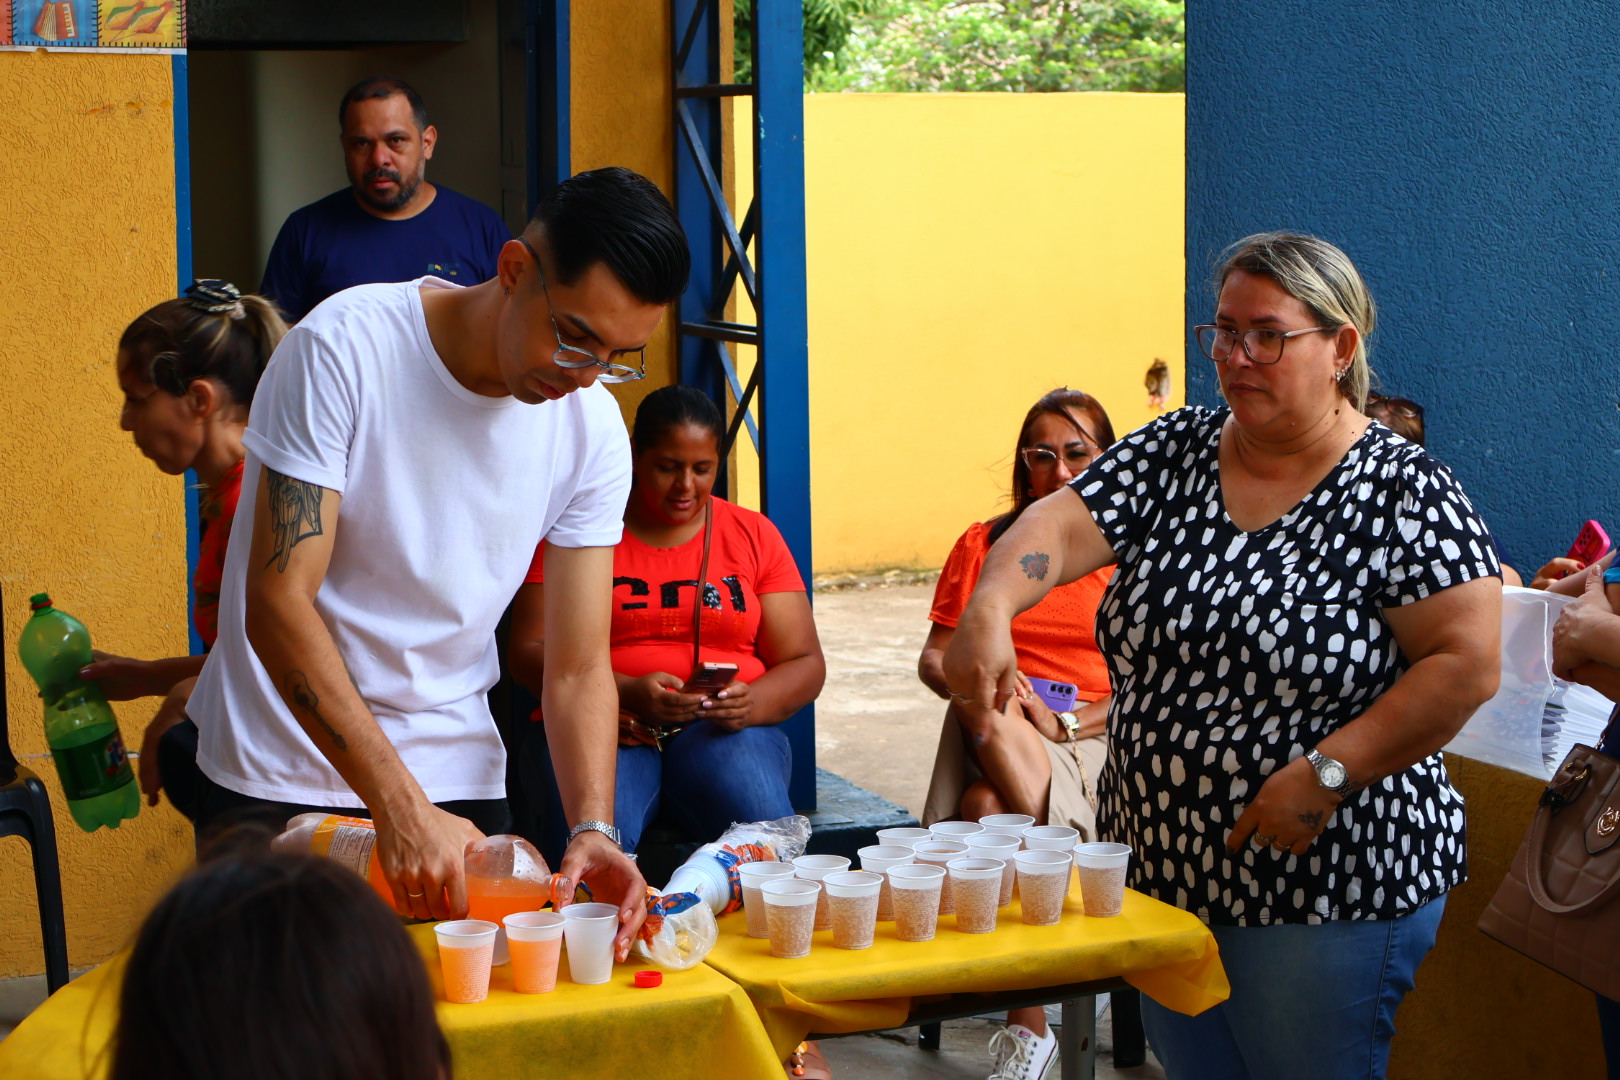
[509,384,826,858]
[917,387,1119,1080]
[111,837,450,1080]
[944,233,1503,1079]
[82,280,287,816]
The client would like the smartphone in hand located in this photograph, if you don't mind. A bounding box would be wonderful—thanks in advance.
[1566,520,1612,568]
[679,661,739,696]
[1026,677,1078,714]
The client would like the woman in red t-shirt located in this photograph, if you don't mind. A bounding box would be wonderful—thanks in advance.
[918,389,1119,1069]
[510,385,825,856]
[81,281,286,814]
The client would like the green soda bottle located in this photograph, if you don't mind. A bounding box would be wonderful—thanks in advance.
[18,593,139,831]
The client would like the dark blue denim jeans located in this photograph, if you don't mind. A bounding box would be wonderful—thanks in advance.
[523,721,794,859]
[1140,896,1446,1080]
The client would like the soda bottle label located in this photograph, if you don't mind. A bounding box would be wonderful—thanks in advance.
[311,815,378,878]
[50,730,134,801]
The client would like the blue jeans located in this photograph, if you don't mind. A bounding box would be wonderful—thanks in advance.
[1140,896,1446,1080]
[524,722,794,857]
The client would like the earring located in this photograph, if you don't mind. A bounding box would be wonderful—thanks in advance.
[503,286,510,296]
[1335,367,1350,382]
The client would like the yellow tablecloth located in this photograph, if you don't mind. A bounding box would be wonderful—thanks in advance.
[0,924,783,1080]
[704,883,1229,1056]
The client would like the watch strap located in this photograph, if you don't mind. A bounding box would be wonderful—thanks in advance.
[568,820,622,848]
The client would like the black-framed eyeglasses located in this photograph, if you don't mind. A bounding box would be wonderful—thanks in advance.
[1193,324,1332,365]
[1019,444,1098,471]
[1365,392,1424,420]
[516,235,647,384]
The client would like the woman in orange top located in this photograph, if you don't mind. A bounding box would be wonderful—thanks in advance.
[510,385,825,856]
[919,388,1118,1076]
[920,388,1116,833]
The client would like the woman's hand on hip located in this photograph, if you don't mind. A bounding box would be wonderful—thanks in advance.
[1226,755,1340,858]
[625,672,704,725]
[700,680,755,732]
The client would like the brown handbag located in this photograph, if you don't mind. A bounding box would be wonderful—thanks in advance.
[1478,707,1620,1000]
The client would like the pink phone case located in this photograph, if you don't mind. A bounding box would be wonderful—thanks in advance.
[1566,520,1611,566]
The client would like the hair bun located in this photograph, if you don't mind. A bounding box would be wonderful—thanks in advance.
[184,279,243,316]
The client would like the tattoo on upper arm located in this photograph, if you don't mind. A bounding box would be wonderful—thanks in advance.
[264,470,325,572]
[1019,552,1050,581]
[1298,809,1324,830]
[284,670,347,751]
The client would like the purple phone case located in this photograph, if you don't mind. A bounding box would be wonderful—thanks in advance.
[1027,677,1077,713]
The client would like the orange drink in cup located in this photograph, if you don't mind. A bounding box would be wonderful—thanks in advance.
[504,912,564,994]
[434,920,499,1003]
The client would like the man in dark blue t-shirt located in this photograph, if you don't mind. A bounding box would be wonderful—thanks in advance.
[260,76,509,323]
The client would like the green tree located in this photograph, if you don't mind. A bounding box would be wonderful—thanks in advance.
[804,0,1185,93]
[733,0,873,84]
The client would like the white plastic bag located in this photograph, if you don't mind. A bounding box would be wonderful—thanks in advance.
[1445,587,1613,780]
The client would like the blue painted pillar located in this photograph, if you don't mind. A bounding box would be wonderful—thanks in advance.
[1186,2,1620,569]
[751,2,815,809]
[532,0,570,202]
[174,52,204,658]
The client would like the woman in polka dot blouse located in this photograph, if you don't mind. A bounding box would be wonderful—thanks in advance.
[943,233,1503,1080]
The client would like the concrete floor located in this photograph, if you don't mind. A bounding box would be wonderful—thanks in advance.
[1,581,1164,1076]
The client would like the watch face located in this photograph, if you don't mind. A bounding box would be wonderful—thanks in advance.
[1318,759,1348,789]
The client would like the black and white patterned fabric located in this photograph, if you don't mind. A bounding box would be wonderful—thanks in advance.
[1073,407,1499,926]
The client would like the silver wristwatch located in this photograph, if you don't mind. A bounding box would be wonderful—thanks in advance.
[1306,749,1354,797]
[568,820,622,848]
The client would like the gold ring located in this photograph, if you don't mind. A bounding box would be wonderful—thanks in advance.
[407,890,424,898]
[1253,835,1274,847]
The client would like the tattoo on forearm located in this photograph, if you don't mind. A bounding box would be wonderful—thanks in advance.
[284,670,347,751]
[1298,809,1324,830]
[1019,552,1050,581]
[264,470,324,572]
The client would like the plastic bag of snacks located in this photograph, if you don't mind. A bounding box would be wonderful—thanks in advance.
[634,815,811,969]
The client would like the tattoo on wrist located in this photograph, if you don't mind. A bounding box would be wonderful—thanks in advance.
[284,670,347,750]
[265,470,325,572]
[1297,809,1324,830]
[1019,552,1050,581]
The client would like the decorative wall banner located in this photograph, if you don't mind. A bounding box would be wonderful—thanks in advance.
[4,0,183,50]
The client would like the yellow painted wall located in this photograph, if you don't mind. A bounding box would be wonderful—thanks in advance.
[732,93,1187,572]
[573,0,677,425]
[0,51,196,977]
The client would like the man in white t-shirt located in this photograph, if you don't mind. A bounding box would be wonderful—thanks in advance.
[184,167,688,958]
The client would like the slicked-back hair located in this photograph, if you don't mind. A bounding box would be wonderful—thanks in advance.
[528,167,690,307]
[338,75,429,131]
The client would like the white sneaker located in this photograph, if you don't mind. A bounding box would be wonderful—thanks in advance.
[988,1023,1058,1080]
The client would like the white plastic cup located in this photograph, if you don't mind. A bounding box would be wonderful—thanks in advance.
[1022,825,1081,851]
[929,820,985,843]
[823,870,883,950]
[434,919,499,1003]
[1073,842,1132,917]
[912,841,969,915]
[739,862,798,939]
[1015,850,1073,926]
[857,844,915,921]
[503,912,565,994]
[977,813,1036,837]
[875,827,932,849]
[761,877,821,958]
[963,833,1021,907]
[888,864,946,942]
[561,902,620,985]
[947,858,1005,934]
[792,854,851,931]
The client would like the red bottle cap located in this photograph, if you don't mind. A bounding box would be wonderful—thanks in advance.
[634,970,662,988]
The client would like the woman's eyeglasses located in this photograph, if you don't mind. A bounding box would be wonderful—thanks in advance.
[1365,392,1423,419]
[1020,445,1096,470]
[1193,324,1331,365]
